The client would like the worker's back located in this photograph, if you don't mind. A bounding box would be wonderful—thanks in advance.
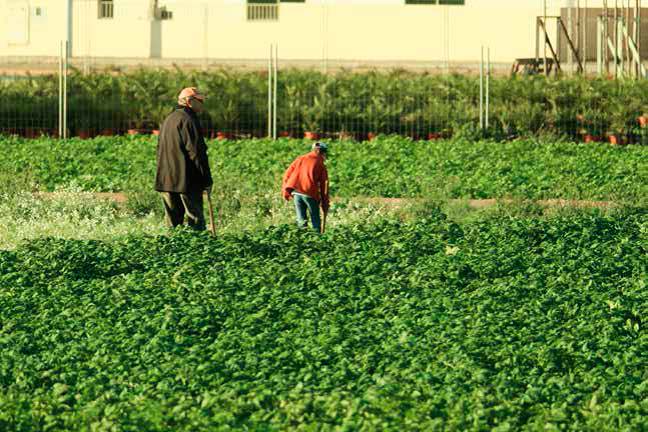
[282,151,328,202]
[155,107,211,193]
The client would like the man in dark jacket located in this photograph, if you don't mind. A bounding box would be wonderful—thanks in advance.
[155,87,213,230]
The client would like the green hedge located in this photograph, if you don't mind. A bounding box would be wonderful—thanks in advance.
[2,69,648,141]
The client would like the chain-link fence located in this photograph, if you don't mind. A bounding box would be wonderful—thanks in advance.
[4,60,648,144]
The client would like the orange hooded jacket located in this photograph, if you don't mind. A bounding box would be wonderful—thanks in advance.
[282,151,329,208]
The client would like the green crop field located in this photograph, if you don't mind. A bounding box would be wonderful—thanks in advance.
[0,135,646,430]
[1,211,646,430]
[1,136,646,203]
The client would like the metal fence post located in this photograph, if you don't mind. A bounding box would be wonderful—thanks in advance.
[617,16,623,77]
[58,40,69,139]
[64,40,68,139]
[584,0,589,75]
[59,41,63,138]
[597,16,603,75]
[273,44,278,140]
[486,47,490,130]
[480,46,484,131]
[268,44,273,138]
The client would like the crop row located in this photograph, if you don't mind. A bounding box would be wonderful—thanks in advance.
[2,136,646,204]
[1,210,646,430]
[3,69,648,142]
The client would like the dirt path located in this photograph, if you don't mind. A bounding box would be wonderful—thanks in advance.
[33,192,130,204]
[355,197,616,209]
[32,192,616,209]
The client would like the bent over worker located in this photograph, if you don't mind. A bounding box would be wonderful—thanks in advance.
[155,87,213,230]
[282,142,330,232]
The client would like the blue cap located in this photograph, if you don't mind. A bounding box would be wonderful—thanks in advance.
[313,142,328,152]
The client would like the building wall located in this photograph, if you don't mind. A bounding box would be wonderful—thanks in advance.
[1,0,618,65]
[153,0,547,63]
[71,0,151,58]
[0,0,67,56]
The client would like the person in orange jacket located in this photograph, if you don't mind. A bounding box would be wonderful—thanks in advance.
[282,142,330,232]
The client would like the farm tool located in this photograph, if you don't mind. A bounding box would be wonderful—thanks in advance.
[321,180,329,234]
[206,191,216,236]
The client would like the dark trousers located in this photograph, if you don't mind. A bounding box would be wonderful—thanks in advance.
[160,191,206,230]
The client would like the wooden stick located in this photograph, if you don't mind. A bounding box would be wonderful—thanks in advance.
[320,180,329,234]
[206,192,216,236]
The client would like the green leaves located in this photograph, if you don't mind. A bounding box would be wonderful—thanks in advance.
[0,211,646,430]
[7,70,648,137]
[1,136,646,206]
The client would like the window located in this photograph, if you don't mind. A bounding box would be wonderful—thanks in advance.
[405,0,464,4]
[246,0,303,21]
[247,1,279,21]
[98,0,113,19]
[160,7,173,20]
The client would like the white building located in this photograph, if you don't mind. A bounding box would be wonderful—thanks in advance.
[1,0,646,71]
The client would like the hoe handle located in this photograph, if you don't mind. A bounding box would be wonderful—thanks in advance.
[320,180,329,234]
[206,192,216,236]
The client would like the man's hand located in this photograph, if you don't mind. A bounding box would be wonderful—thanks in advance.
[283,188,293,201]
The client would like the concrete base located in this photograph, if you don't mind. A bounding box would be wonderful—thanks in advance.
[0,56,514,76]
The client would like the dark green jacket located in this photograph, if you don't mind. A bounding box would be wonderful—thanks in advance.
[155,106,213,193]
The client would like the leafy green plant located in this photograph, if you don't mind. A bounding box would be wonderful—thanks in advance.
[1,135,646,205]
[0,208,646,430]
[6,69,648,139]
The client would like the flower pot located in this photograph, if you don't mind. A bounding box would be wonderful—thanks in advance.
[23,128,38,138]
[608,135,621,145]
[128,128,152,136]
[584,134,597,143]
[638,116,648,127]
[279,131,292,138]
[41,129,57,138]
[99,128,115,136]
[366,132,378,141]
[428,132,442,140]
[151,129,160,136]
[304,131,319,140]
[216,131,231,140]
[77,130,93,139]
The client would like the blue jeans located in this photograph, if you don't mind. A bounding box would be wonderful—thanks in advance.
[292,192,321,232]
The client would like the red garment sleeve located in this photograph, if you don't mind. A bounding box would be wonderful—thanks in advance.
[282,158,299,200]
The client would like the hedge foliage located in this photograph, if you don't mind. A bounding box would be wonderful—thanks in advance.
[3,69,648,140]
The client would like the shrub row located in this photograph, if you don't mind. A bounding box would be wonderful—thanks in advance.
[2,69,648,142]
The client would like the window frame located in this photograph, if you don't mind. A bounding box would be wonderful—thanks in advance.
[98,0,114,19]
[405,0,465,4]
